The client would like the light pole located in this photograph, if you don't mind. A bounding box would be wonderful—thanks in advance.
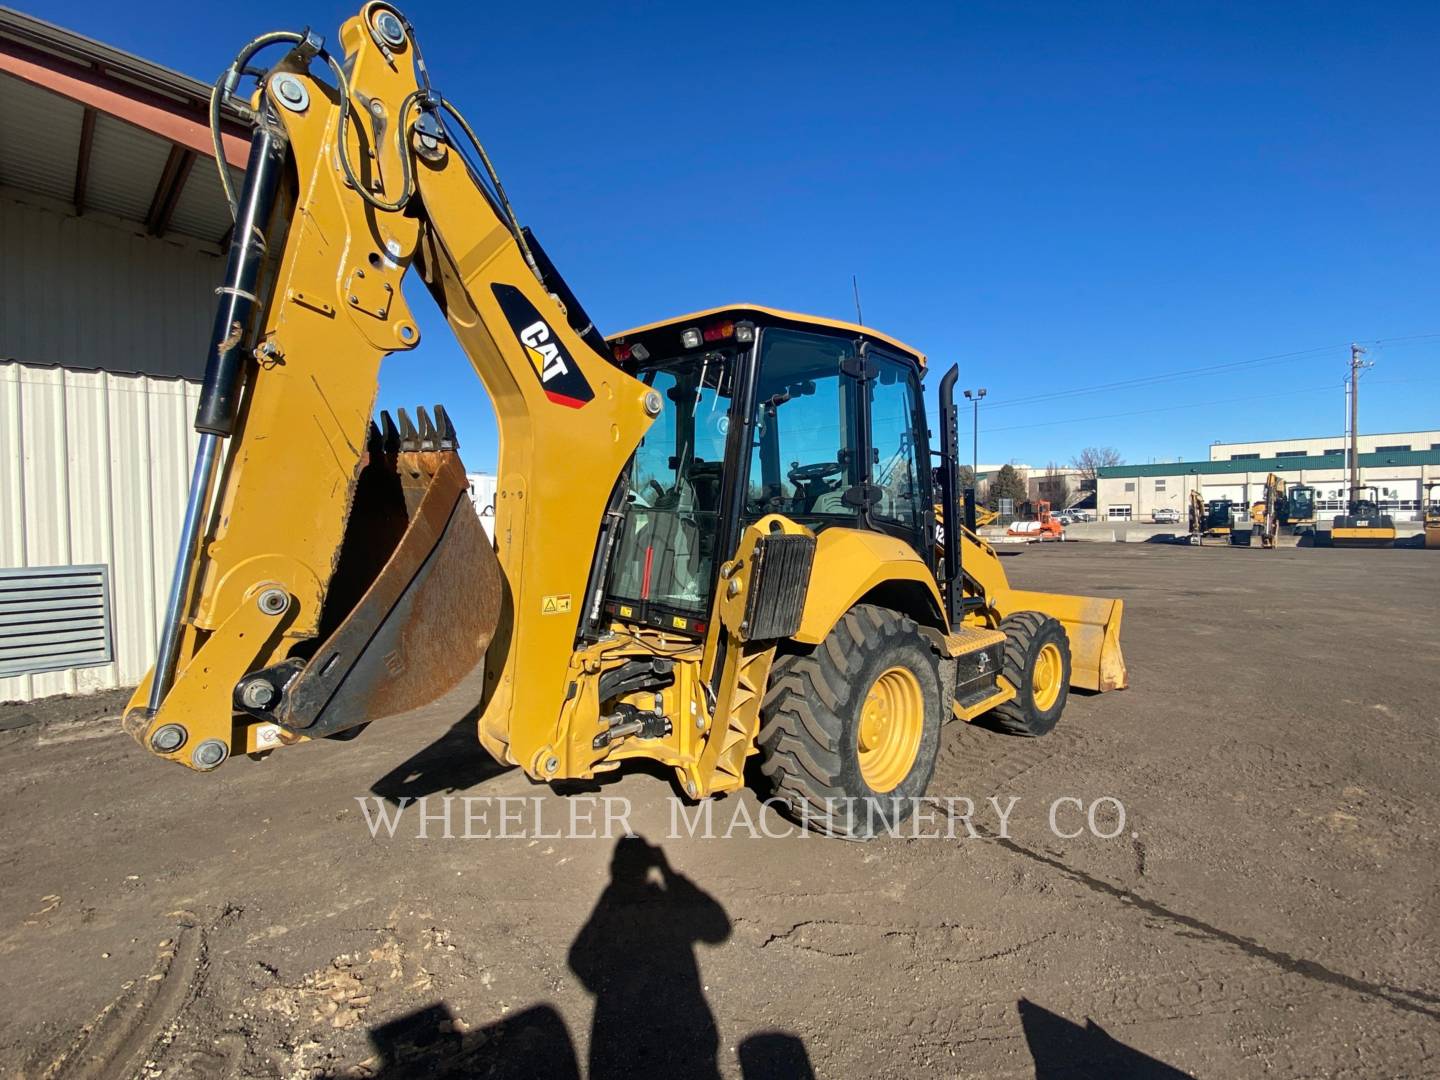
[962,388,987,482]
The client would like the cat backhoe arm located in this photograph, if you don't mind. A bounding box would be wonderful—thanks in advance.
[124,5,656,772]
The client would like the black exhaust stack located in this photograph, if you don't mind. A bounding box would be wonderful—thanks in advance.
[937,364,964,625]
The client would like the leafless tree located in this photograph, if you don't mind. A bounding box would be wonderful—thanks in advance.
[1042,462,1072,508]
[1070,446,1123,482]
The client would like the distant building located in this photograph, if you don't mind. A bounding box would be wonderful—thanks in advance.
[970,463,1032,502]
[1209,430,1440,462]
[467,473,498,538]
[1095,429,1440,522]
[1027,468,1088,508]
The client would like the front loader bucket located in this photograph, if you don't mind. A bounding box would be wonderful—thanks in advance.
[243,407,503,739]
[1005,589,1128,692]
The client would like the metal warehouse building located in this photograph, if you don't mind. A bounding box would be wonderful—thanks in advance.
[1,9,246,702]
[1095,431,1440,523]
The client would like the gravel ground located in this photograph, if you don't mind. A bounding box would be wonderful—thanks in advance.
[1,544,1436,1079]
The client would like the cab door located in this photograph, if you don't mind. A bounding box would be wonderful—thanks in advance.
[862,349,932,563]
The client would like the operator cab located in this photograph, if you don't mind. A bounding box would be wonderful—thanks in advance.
[1285,484,1315,525]
[601,306,932,637]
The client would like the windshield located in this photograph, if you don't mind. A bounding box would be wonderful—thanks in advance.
[606,350,734,621]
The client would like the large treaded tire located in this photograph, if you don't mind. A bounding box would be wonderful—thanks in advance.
[758,604,942,839]
[988,612,1071,737]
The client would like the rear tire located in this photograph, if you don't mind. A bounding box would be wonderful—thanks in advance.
[988,612,1070,737]
[758,604,942,839]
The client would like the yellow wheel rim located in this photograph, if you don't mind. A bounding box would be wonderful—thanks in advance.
[1032,642,1063,711]
[857,666,924,793]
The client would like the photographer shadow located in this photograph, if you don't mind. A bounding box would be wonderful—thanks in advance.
[345,834,813,1079]
[568,833,736,1079]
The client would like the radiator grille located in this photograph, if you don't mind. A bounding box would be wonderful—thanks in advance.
[742,534,815,640]
[0,565,114,677]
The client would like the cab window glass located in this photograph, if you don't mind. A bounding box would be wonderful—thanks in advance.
[745,330,860,522]
[869,356,924,536]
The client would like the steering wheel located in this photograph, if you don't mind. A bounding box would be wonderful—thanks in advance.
[787,461,843,485]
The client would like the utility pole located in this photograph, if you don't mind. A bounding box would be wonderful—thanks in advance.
[1348,344,1369,502]
[962,388,987,480]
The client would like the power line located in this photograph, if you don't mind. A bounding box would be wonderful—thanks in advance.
[976,333,1440,412]
[980,376,1440,434]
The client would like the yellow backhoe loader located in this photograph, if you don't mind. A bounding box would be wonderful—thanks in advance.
[123,5,1126,836]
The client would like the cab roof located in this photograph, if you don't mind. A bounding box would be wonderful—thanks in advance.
[609,304,927,368]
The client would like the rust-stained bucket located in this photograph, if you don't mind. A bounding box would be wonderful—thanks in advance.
[245,406,503,738]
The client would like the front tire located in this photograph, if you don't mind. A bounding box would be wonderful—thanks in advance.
[758,604,942,838]
[988,612,1070,737]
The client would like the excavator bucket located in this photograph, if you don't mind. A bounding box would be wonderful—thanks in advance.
[1007,589,1128,692]
[242,406,503,739]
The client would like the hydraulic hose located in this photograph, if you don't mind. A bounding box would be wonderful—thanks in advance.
[209,30,308,216]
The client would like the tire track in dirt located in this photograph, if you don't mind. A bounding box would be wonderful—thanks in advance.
[36,910,211,1080]
[933,721,1090,795]
[985,831,1440,1020]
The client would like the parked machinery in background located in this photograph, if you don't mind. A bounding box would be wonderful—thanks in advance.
[1008,500,1065,541]
[1186,493,1257,547]
[1249,473,1287,550]
[1205,499,1237,541]
[1187,490,1206,543]
[1201,498,1249,545]
[1424,482,1439,550]
[1327,486,1397,548]
[1282,483,1317,536]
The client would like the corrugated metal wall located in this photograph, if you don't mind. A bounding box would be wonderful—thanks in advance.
[2,192,217,702]
[1,191,219,378]
[0,362,201,701]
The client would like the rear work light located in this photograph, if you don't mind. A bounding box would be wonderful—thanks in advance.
[685,320,754,348]
[611,342,651,363]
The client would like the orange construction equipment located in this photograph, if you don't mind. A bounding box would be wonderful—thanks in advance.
[1009,500,1065,541]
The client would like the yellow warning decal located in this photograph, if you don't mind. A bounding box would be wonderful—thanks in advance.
[618,604,634,618]
[541,594,572,615]
[671,615,688,629]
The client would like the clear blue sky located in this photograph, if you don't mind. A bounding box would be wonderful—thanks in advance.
[33,0,1440,470]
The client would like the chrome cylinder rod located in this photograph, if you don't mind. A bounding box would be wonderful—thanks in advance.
[146,432,221,713]
[146,121,287,714]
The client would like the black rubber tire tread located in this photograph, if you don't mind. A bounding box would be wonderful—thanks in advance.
[758,604,942,839]
[988,611,1071,738]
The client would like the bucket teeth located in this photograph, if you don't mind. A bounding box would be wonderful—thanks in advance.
[366,420,383,455]
[433,404,459,450]
[416,406,438,452]
[396,407,420,452]
[375,406,457,456]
